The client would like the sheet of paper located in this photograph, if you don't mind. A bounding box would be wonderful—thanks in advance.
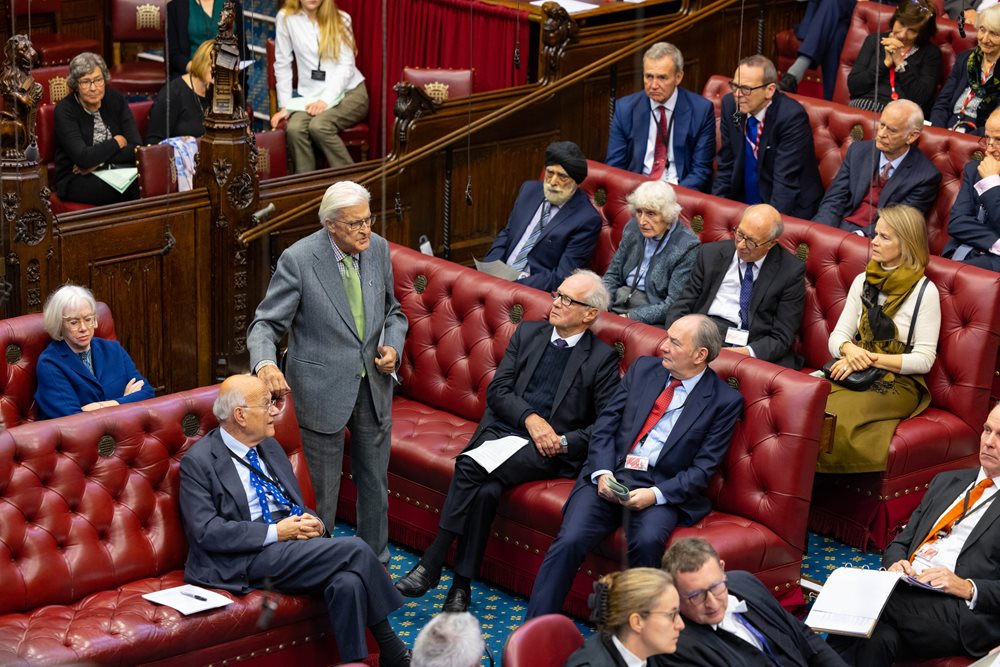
[530,0,596,12]
[284,92,344,112]
[461,435,530,473]
[94,167,138,193]
[377,320,400,383]
[474,258,521,281]
[970,652,1000,667]
[805,568,902,637]
[142,584,233,615]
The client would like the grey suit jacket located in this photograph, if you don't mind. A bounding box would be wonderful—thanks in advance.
[247,229,408,433]
[602,219,700,324]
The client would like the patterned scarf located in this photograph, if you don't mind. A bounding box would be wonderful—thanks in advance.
[858,260,924,387]
[966,48,1000,113]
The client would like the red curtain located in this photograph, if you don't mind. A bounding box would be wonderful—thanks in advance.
[337,0,531,157]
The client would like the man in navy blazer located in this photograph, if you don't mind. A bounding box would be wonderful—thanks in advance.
[526,314,743,617]
[179,375,409,667]
[713,55,824,219]
[483,141,602,292]
[604,42,716,192]
[944,108,1000,270]
[814,100,941,235]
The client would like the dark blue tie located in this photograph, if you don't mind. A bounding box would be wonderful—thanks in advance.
[734,613,780,665]
[552,338,568,348]
[739,262,754,330]
[743,116,762,205]
[244,448,303,524]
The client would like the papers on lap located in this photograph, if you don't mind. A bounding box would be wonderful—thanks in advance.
[95,167,138,193]
[474,258,520,281]
[461,435,530,473]
[142,584,233,615]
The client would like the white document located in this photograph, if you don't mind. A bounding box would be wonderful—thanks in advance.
[284,92,345,112]
[95,167,139,193]
[474,258,521,281]
[530,0,596,13]
[377,320,400,383]
[970,653,1000,667]
[142,584,233,615]
[461,435,530,473]
[805,568,903,637]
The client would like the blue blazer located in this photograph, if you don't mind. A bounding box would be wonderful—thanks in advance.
[35,337,154,420]
[484,181,602,292]
[931,49,999,136]
[813,140,941,231]
[604,88,716,192]
[944,160,1000,258]
[579,356,742,526]
[712,91,824,219]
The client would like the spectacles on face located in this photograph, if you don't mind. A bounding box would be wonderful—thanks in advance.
[734,228,770,251]
[63,314,98,329]
[336,214,376,231]
[643,609,682,623]
[728,81,769,96]
[238,397,283,411]
[979,135,1000,149]
[550,291,593,308]
[77,76,105,90]
[683,577,728,605]
[544,168,573,185]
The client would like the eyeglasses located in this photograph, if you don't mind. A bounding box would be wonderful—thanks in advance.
[980,135,1000,149]
[77,76,106,89]
[544,168,573,185]
[336,214,376,231]
[551,291,593,308]
[728,81,770,96]
[734,228,771,250]
[63,314,98,329]
[643,609,682,623]
[238,397,283,411]
[683,577,728,604]
[634,208,662,220]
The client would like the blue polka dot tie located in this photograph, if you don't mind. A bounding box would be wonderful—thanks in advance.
[245,448,303,524]
[739,262,755,330]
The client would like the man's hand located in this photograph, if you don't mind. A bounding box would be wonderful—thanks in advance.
[123,377,145,396]
[624,487,657,511]
[979,154,1000,179]
[729,346,750,356]
[305,100,328,116]
[915,567,974,600]
[276,514,324,541]
[375,346,398,375]
[597,474,623,504]
[270,108,289,129]
[887,559,916,576]
[257,364,292,397]
[525,414,562,457]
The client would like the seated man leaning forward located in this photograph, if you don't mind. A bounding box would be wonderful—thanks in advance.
[179,375,410,667]
[481,141,602,292]
[827,401,1000,666]
[656,537,847,667]
[35,284,154,419]
[394,270,620,613]
[663,204,806,369]
[526,314,743,618]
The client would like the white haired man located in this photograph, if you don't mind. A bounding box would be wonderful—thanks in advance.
[412,613,485,667]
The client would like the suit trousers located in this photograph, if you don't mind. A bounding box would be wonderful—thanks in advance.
[286,82,369,172]
[300,376,392,564]
[247,535,402,662]
[960,251,1000,273]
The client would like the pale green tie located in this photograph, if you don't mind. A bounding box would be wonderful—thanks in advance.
[342,255,364,339]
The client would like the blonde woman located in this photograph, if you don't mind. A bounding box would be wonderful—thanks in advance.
[147,39,215,145]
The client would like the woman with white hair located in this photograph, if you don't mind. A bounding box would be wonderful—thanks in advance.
[602,181,699,324]
[34,285,154,419]
[931,3,1000,135]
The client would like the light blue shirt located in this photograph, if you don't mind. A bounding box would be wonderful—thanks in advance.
[625,221,678,292]
[220,427,280,546]
[879,148,909,180]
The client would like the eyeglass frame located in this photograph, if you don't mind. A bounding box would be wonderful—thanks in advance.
[682,576,729,604]
[642,608,683,623]
[734,227,774,251]
[77,76,106,90]
[980,135,1000,149]
[237,397,283,411]
[62,314,98,329]
[727,80,771,96]
[550,290,595,309]
[334,214,376,231]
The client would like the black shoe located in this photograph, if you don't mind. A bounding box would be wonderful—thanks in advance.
[395,563,441,597]
[379,648,411,667]
[442,585,471,612]
[778,72,798,93]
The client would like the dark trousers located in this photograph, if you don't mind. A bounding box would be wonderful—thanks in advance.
[62,172,140,206]
[795,0,855,99]
[960,251,1000,273]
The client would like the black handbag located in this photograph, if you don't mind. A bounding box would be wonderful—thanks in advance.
[824,278,929,391]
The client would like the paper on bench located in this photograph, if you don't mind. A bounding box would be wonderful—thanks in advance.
[530,0,596,13]
[461,435,530,473]
[95,167,138,194]
[142,584,233,615]
[474,258,520,281]
[805,568,903,637]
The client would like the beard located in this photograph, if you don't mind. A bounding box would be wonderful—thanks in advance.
[543,181,576,206]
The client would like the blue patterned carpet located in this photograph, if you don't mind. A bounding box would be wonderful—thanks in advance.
[331,524,881,666]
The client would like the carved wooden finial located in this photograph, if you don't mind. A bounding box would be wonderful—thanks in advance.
[0,35,42,164]
[540,2,579,84]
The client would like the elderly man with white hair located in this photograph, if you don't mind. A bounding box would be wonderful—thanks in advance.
[247,181,408,565]
[412,613,485,667]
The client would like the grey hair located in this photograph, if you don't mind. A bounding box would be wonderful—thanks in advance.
[412,613,484,667]
[212,381,249,422]
[67,52,110,90]
[737,54,777,85]
[572,268,611,312]
[688,314,723,362]
[318,181,371,225]
[661,537,721,576]
[626,181,682,226]
[977,3,1000,33]
[42,285,98,339]
[885,99,925,133]
[643,42,683,73]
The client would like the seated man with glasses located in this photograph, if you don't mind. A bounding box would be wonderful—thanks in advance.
[943,108,1000,271]
[664,204,805,369]
[657,537,846,667]
[712,54,824,220]
[35,284,154,419]
[395,270,619,613]
[481,141,602,292]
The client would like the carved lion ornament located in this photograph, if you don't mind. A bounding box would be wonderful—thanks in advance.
[0,35,42,161]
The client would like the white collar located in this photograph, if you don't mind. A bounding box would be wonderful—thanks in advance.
[648,87,680,114]
[550,329,586,348]
[610,635,647,667]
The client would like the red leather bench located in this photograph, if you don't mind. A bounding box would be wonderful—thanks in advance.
[336,243,831,617]
[0,387,369,665]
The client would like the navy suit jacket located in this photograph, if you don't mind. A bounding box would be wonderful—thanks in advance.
[35,337,154,420]
[944,160,1000,258]
[604,88,716,192]
[179,429,317,594]
[813,140,941,231]
[931,49,998,136]
[657,570,847,667]
[484,181,602,291]
[712,92,824,219]
[579,356,742,525]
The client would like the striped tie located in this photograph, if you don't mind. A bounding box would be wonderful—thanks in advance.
[511,202,552,272]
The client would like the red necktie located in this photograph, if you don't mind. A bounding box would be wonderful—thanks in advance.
[630,379,682,452]
[911,479,994,561]
[650,105,668,180]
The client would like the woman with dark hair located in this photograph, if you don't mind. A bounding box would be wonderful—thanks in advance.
[931,3,1000,134]
[848,0,941,114]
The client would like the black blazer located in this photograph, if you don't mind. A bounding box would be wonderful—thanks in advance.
[656,571,846,667]
[167,0,247,80]
[566,633,629,667]
[931,49,1000,136]
[847,33,942,114]
[663,241,806,368]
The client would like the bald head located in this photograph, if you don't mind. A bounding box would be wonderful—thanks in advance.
[213,375,277,446]
[735,204,782,263]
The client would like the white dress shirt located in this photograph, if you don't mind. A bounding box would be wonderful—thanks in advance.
[220,427,281,546]
[274,9,365,109]
[642,88,680,184]
[706,252,766,357]
[713,595,766,652]
[505,200,563,267]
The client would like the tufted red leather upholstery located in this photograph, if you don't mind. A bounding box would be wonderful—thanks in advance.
[504,614,583,667]
[0,387,366,665]
[0,303,115,431]
[337,244,831,617]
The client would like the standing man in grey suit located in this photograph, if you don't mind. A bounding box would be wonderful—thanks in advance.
[247,180,408,565]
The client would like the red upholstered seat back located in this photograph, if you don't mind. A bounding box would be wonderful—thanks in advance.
[0,303,115,430]
[111,0,166,42]
[255,129,289,179]
[36,101,154,173]
[401,67,475,100]
[0,387,308,615]
[136,143,177,197]
[504,614,583,667]
[577,161,650,274]
[31,66,71,105]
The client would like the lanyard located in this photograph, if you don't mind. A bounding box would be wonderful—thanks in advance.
[888,47,911,101]
[959,60,996,116]
[650,104,677,170]
[628,225,673,291]
[744,117,763,159]
[228,447,288,496]
[941,485,997,537]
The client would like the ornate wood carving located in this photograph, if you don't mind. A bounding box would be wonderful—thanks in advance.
[0,36,42,163]
[540,1,579,84]
[391,82,439,153]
